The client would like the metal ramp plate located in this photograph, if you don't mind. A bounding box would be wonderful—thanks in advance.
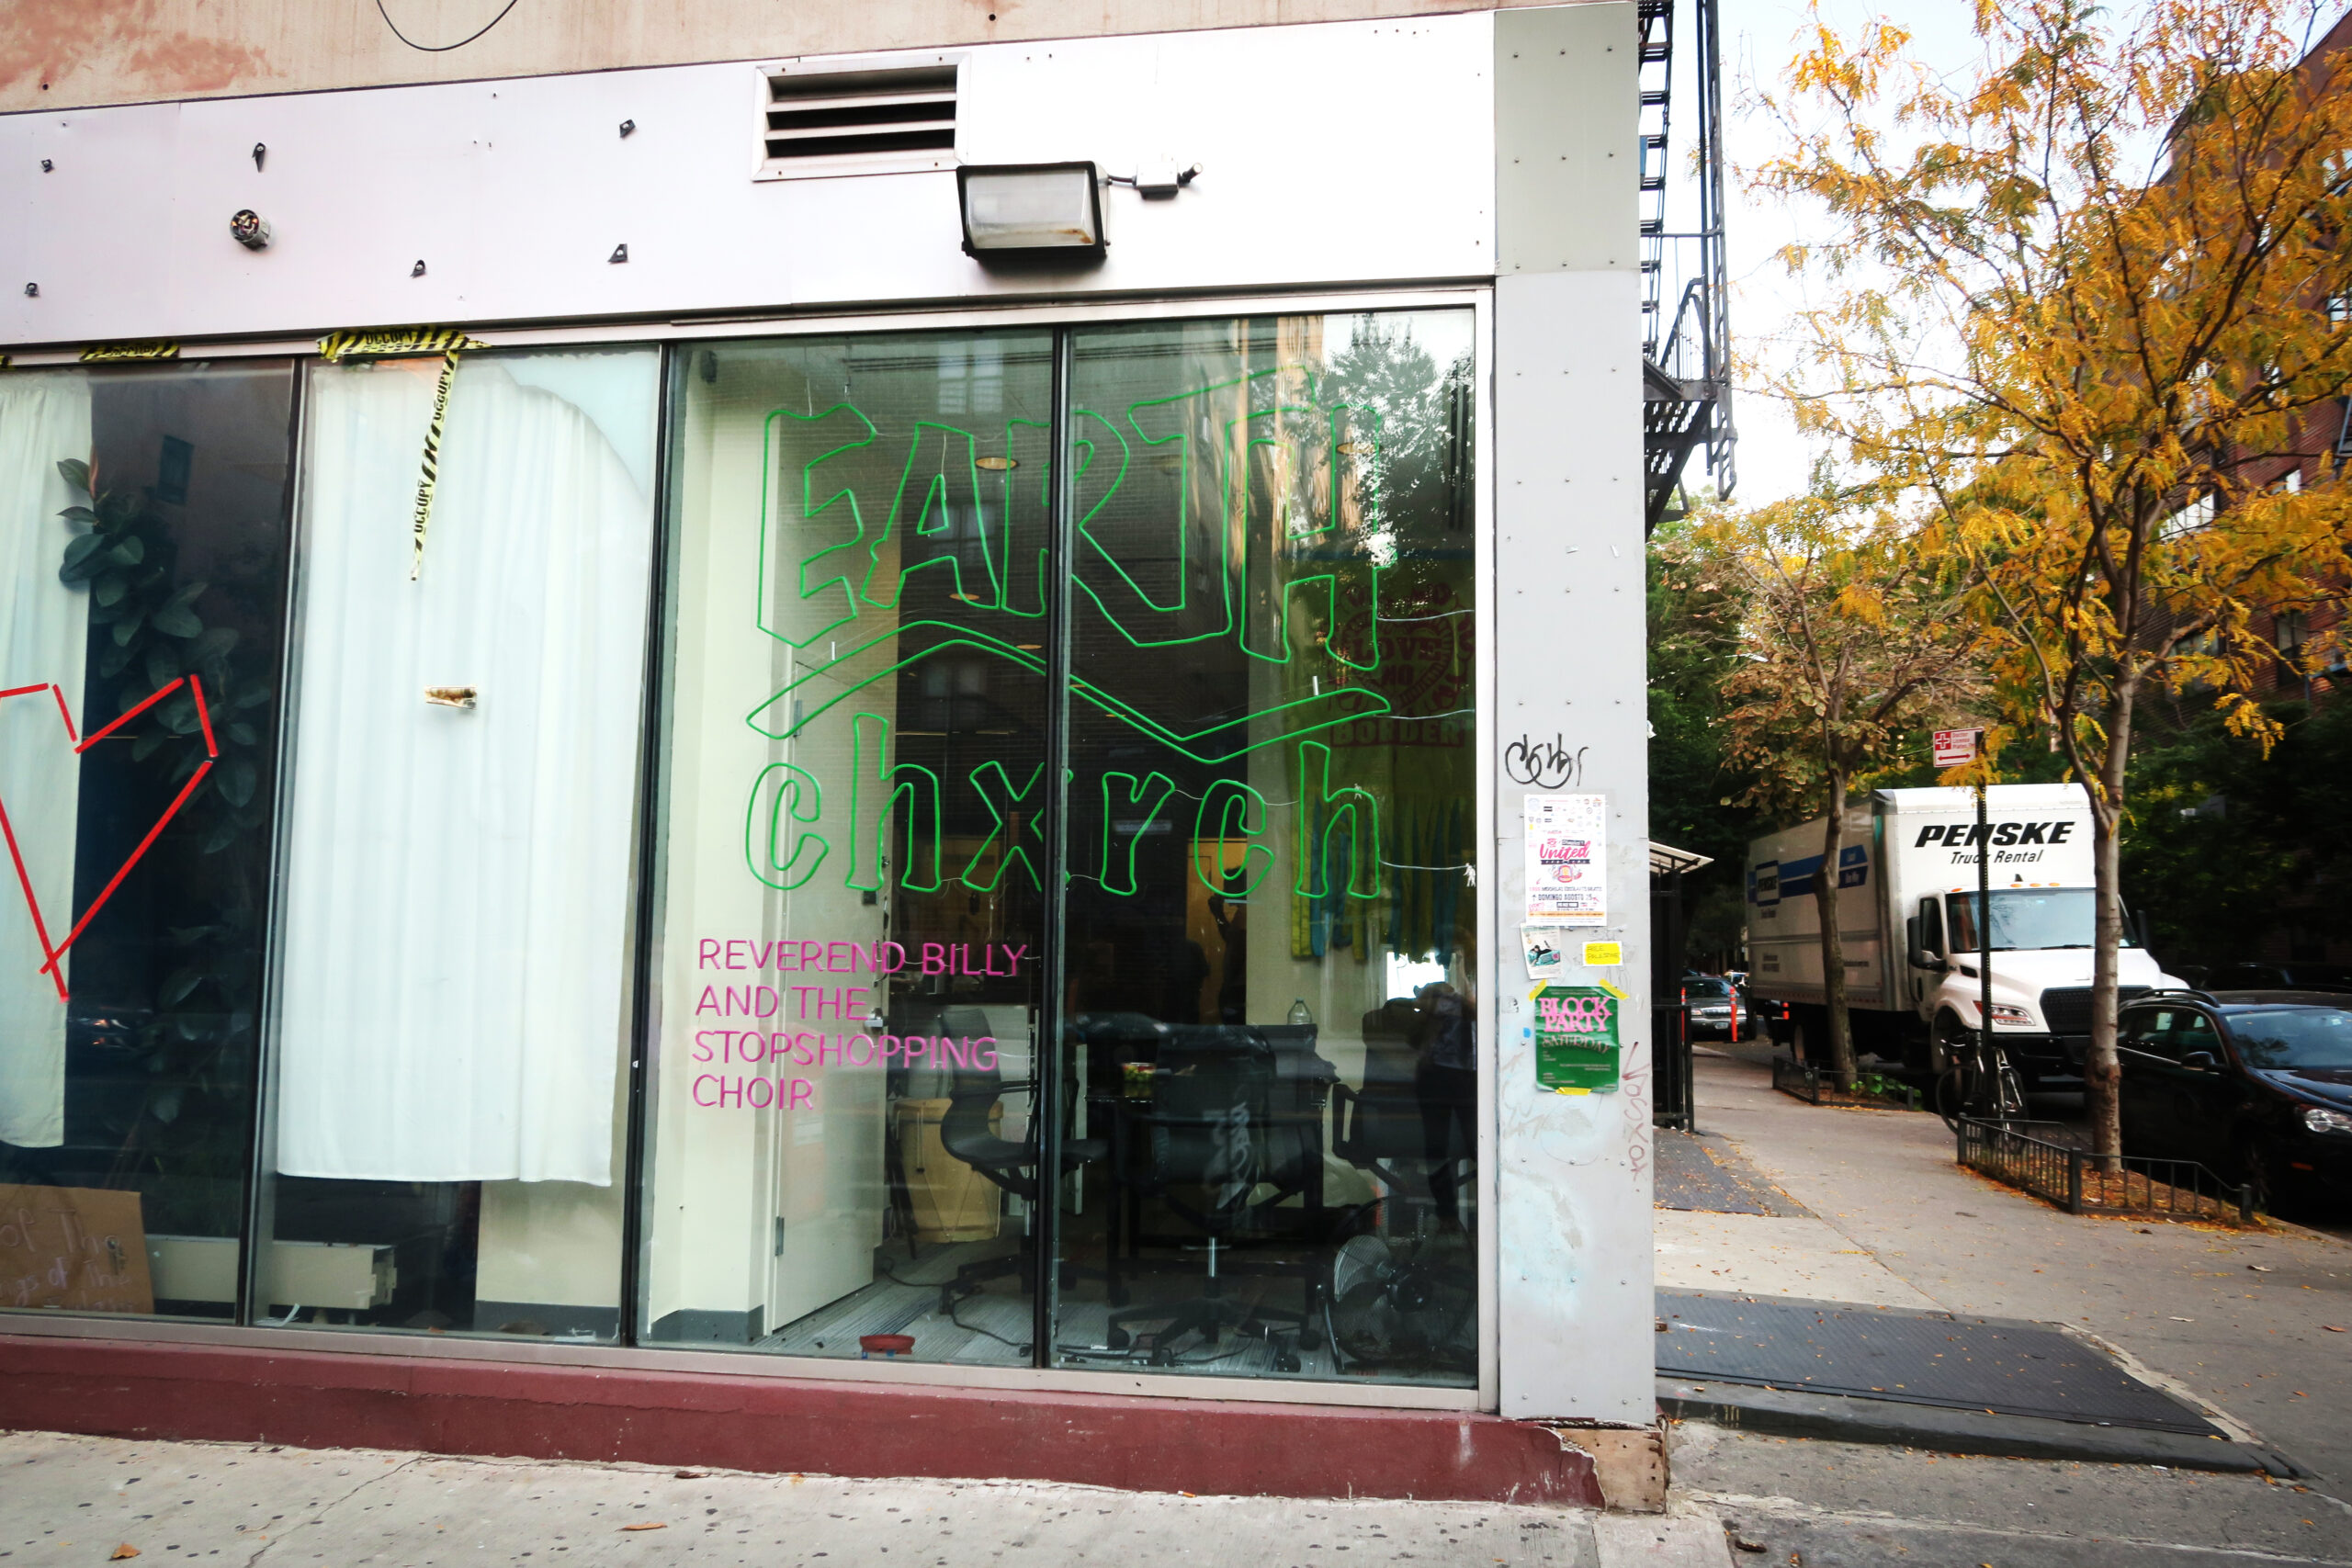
[1657,1291,2218,1436]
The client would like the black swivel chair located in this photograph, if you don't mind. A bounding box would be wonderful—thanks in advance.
[1105,1024,1317,1367]
[934,1006,1109,1314]
[1331,998,1432,1192]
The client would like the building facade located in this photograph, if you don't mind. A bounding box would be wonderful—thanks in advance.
[0,0,1674,1504]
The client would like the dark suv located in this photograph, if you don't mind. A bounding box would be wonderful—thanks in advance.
[2118,991,2352,1209]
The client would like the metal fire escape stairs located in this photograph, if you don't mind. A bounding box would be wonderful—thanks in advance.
[1638,0,1736,535]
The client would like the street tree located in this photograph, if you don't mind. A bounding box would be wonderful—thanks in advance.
[1696,488,1991,1090]
[1756,0,2352,1157]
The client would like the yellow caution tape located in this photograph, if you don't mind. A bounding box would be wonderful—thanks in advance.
[317,327,485,581]
[80,341,178,362]
[316,326,481,361]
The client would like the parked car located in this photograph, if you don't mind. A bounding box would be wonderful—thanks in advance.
[2118,989,2352,1209]
[1681,976,1762,1042]
[2204,962,2352,993]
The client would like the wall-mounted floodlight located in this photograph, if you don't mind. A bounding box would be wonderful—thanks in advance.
[956,163,1105,262]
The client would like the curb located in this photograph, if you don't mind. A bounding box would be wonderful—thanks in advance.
[1657,1377,2304,1478]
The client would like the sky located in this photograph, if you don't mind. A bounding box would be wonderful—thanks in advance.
[1677,0,1986,508]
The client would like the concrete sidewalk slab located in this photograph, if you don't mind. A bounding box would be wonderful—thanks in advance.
[0,1429,1634,1568]
[1690,1051,2352,1483]
[1655,1210,1939,1307]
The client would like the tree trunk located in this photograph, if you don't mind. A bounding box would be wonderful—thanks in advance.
[2084,681,2136,1168]
[1815,770,1860,1092]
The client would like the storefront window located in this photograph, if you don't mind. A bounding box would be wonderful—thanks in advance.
[0,361,298,1320]
[259,348,660,1338]
[643,309,1476,1384]
[1050,312,1477,1383]
[0,307,1478,1380]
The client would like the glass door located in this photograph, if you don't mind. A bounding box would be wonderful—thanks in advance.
[645,331,1055,1359]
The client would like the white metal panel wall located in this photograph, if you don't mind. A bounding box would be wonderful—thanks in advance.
[1490,2,1651,1426]
[0,16,1493,349]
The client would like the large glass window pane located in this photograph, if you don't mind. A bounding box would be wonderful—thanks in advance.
[1051,312,1478,1384]
[643,332,1054,1360]
[259,347,659,1339]
[0,361,298,1321]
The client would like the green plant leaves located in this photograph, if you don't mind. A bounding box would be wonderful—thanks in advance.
[60,532,110,581]
[217,758,257,808]
[56,457,90,493]
[153,604,202,637]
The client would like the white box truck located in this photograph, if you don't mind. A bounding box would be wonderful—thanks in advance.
[1745,784,2185,1082]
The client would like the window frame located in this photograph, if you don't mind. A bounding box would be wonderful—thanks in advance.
[0,286,1501,1412]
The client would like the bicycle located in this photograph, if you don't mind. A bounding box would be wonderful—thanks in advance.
[1933,1015,2028,1132]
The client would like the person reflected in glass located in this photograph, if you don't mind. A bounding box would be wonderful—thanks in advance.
[1413,979,1476,1233]
[1209,882,1249,1026]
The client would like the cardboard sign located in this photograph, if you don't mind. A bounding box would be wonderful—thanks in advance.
[1528,984,1622,1094]
[0,1185,154,1314]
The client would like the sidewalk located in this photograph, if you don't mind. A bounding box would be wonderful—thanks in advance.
[0,1428,1739,1568]
[1659,1046,2352,1566]
[1677,1048,2352,1483]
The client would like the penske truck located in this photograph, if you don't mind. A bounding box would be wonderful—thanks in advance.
[1744,784,2185,1083]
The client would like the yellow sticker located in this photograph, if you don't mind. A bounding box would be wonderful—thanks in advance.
[1582,941,1623,966]
[1555,1085,1591,1096]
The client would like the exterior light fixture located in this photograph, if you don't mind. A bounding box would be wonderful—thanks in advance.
[956,163,1105,262]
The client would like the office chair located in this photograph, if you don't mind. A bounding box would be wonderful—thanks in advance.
[934,1006,1109,1314]
[1105,1024,1317,1368]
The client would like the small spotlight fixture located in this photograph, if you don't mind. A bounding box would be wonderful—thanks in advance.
[252,142,266,171]
[230,209,271,250]
[609,243,629,264]
[412,259,427,277]
[956,163,1105,262]
[618,119,636,138]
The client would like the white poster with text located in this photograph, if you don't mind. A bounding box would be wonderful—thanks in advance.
[1525,793,1607,924]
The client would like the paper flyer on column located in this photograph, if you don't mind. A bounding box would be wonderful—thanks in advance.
[1525,793,1606,924]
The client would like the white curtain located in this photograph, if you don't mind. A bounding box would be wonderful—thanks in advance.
[0,374,92,1150]
[275,353,655,1184]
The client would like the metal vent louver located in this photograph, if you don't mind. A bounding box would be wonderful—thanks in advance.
[757,63,958,180]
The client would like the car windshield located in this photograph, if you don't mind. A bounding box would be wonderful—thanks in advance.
[1946,888,2137,953]
[2227,1007,2352,1070]
[1684,978,1733,998]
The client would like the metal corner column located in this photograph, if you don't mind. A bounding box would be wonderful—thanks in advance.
[1491,0,1655,1425]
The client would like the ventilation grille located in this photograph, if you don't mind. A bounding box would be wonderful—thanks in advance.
[758,64,958,179]
[2039,986,2151,1035]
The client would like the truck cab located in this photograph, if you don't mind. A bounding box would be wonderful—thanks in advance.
[1906,881,2179,1083]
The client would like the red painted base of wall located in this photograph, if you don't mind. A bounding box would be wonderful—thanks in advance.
[0,1335,1599,1506]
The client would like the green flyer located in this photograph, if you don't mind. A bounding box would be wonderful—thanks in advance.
[1529,984,1623,1094]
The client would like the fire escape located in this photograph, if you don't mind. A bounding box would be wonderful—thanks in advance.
[1638,0,1736,533]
